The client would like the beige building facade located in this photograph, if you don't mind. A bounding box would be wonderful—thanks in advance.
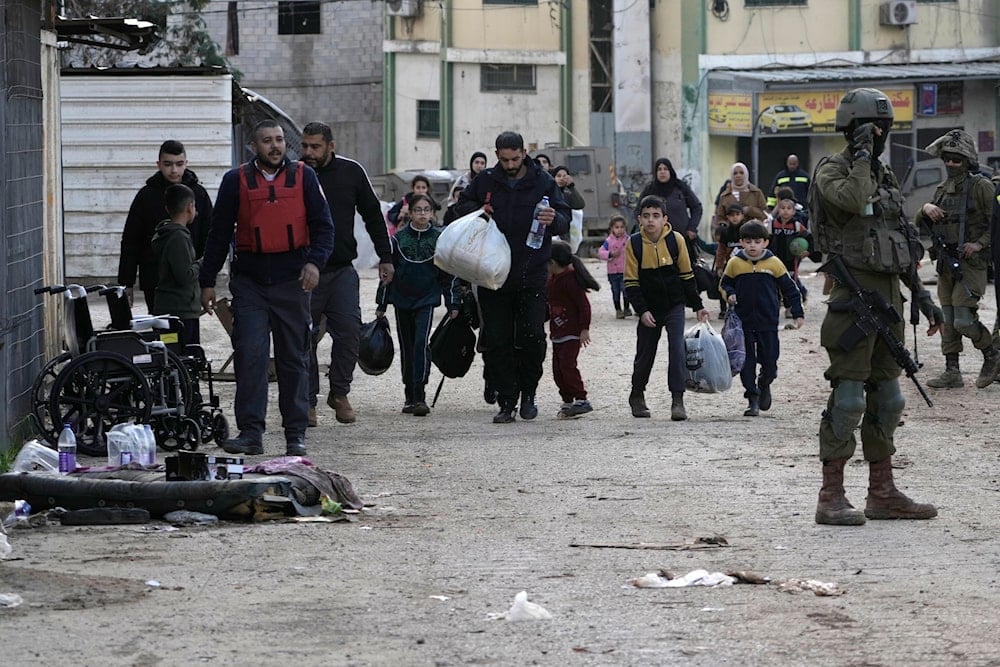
[386,0,1000,218]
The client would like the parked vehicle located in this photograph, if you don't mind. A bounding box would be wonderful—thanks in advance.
[759,104,813,133]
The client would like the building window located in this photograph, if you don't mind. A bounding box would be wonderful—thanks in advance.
[278,2,321,35]
[744,0,806,5]
[481,64,536,92]
[417,100,440,138]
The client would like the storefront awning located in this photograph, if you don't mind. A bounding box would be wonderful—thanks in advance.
[708,60,1000,92]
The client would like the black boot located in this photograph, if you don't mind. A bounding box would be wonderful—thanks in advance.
[629,389,650,418]
[744,396,760,417]
[670,392,687,421]
[493,400,517,424]
[758,383,772,411]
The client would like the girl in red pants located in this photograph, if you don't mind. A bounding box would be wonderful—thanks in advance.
[547,241,600,418]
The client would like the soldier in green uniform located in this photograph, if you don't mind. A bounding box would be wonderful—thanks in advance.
[914,129,1000,389]
[810,88,944,526]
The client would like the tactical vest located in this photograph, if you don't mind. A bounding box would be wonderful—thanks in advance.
[930,173,991,247]
[235,161,309,254]
[809,153,914,275]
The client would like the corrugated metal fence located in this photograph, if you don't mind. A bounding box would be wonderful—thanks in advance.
[1,1,46,450]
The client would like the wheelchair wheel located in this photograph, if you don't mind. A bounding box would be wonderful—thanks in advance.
[211,412,230,447]
[30,351,72,446]
[156,349,194,417]
[155,415,200,452]
[48,351,152,457]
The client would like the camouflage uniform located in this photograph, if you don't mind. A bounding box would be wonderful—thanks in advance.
[914,129,999,389]
[809,88,941,526]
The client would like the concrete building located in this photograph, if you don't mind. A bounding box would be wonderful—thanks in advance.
[199,0,384,172]
[385,0,1000,218]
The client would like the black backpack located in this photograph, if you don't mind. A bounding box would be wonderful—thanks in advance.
[430,314,476,379]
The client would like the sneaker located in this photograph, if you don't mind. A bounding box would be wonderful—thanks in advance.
[519,394,538,420]
[759,384,772,411]
[222,434,263,456]
[308,406,318,427]
[493,406,516,424]
[557,403,574,419]
[568,399,593,417]
[623,307,633,317]
[412,401,430,417]
[616,310,626,320]
[401,403,415,414]
[285,436,306,457]
[327,393,356,424]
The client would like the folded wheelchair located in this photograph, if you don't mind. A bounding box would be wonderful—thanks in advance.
[30,284,229,457]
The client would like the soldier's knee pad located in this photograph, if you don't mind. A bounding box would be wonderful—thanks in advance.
[941,305,955,325]
[828,380,865,440]
[952,306,978,337]
[871,378,905,426]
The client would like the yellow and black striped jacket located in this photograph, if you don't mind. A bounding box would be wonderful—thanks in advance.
[624,226,703,317]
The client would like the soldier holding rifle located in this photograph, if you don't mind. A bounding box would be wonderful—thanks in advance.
[809,88,944,526]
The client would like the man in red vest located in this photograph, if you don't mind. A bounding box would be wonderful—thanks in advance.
[200,120,334,457]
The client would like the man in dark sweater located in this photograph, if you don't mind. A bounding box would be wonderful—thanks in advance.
[300,122,394,426]
[116,140,213,311]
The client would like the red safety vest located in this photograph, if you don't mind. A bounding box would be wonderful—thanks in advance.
[234,161,309,253]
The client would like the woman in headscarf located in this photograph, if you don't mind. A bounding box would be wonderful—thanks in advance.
[455,151,488,190]
[637,157,703,243]
[714,162,767,224]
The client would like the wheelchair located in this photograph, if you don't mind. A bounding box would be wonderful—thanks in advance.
[30,284,230,457]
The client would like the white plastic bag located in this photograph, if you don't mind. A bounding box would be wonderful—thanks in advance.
[558,209,584,254]
[721,309,746,376]
[434,208,511,290]
[684,322,732,393]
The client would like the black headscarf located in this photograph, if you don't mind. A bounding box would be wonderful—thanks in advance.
[645,157,680,197]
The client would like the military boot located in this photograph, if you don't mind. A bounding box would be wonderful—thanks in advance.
[629,389,650,418]
[975,346,1000,389]
[864,457,938,520]
[815,459,866,525]
[670,392,687,421]
[926,353,963,388]
[743,396,760,417]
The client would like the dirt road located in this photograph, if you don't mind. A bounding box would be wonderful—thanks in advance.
[3,262,1000,666]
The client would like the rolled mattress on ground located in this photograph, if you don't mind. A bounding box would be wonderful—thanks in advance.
[0,469,310,521]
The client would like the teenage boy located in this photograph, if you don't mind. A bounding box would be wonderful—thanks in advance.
[117,140,213,311]
[150,184,202,346]
[624,195,710,421]
[719,220,804,417]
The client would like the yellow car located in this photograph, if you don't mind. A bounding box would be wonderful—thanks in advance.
[759,104,813,133]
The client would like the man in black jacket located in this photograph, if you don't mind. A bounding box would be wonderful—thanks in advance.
[300,122,394,426]
[116,140,213,311]
[453,131,571,423]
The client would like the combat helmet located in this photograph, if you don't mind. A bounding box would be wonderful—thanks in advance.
[925,129,979,170]
[834,88,894,132]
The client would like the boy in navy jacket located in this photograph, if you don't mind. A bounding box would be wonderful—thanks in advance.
[719,221,804,416]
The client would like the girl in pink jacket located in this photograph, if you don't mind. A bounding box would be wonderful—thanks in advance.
[597,215,631,319]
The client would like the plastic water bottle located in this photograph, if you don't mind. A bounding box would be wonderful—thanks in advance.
[526,196,550,249]
[57,424,77,474]
[142,424,157,466]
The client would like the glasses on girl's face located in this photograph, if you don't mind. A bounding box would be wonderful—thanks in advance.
[411,207,433,214]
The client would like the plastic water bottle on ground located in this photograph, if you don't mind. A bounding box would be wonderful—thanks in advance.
[525,196,550,249]
[57,424,77,474]
[142,424,157,465]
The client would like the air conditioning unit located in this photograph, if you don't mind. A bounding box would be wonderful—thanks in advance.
[880,0,917,26]
[387,0,421,18]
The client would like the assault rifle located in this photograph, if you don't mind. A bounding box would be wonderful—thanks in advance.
[820,254,933,407]
[916,213,973,297]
